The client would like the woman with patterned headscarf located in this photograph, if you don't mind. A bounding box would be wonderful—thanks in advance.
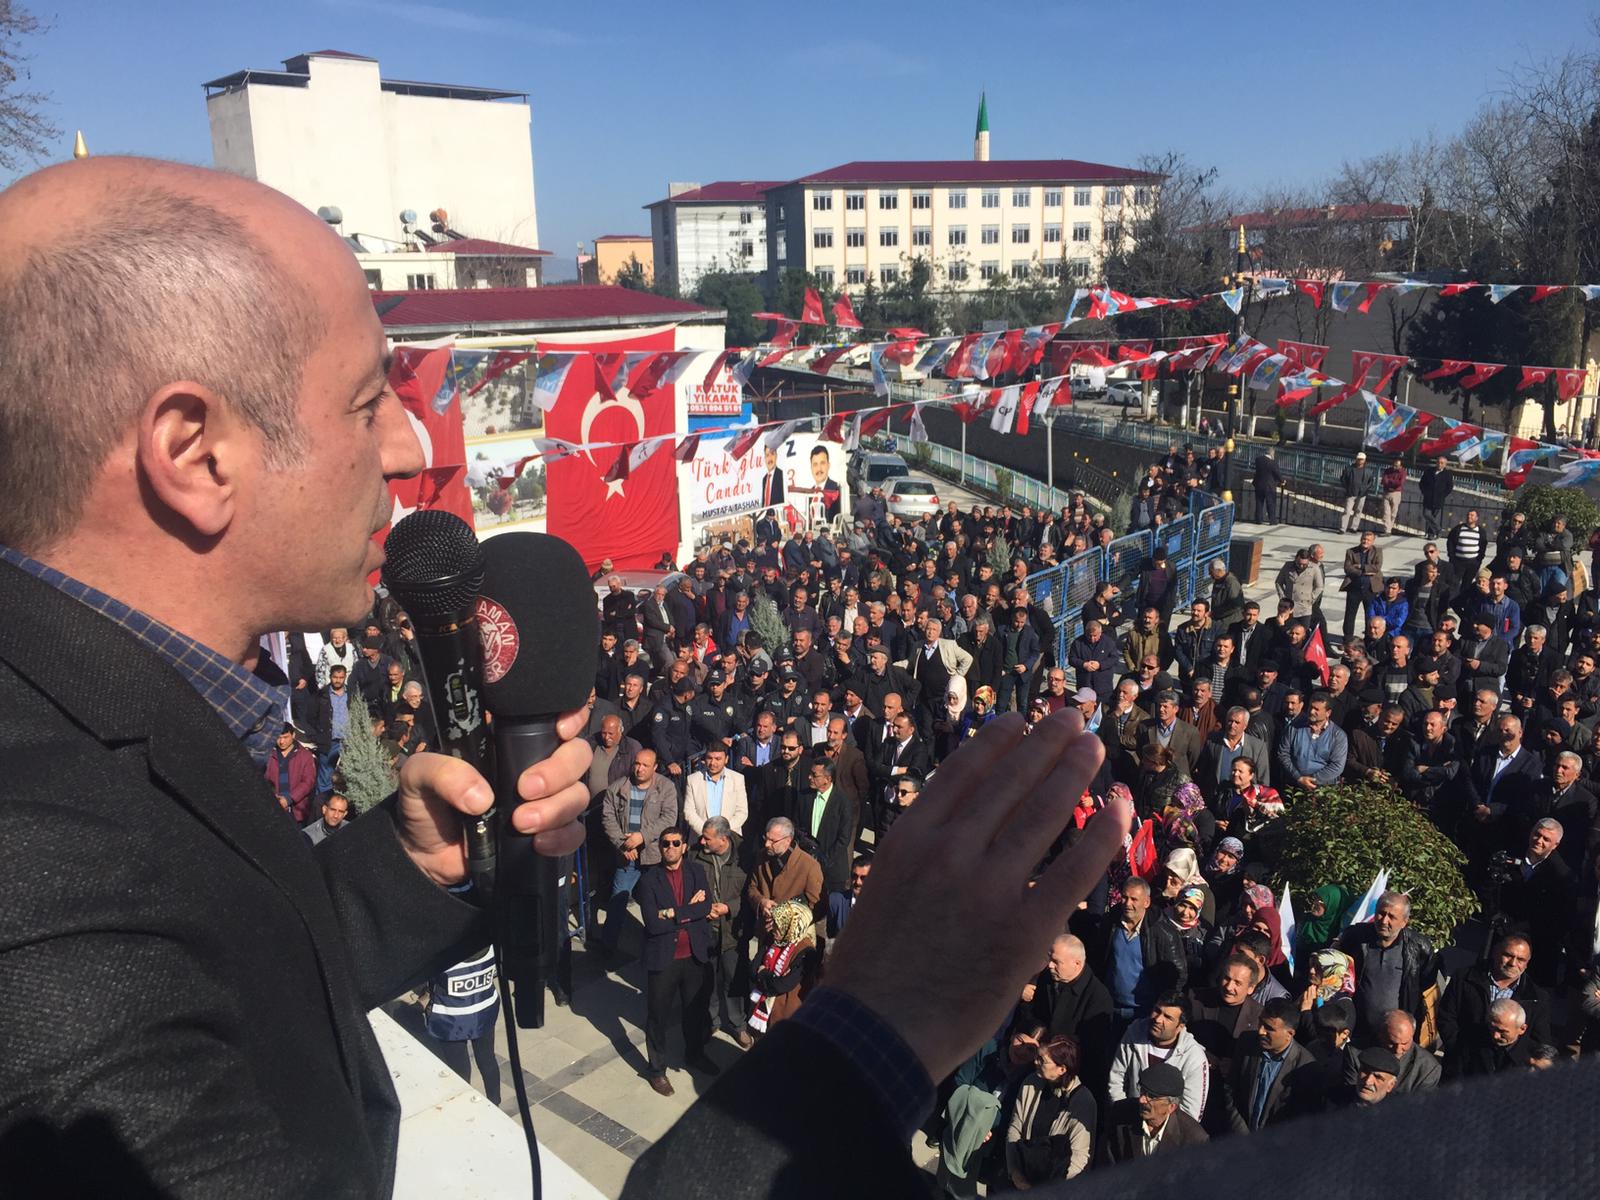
[748,898,817,1034]
[1158,780,1216,858]
[1163,883,1211,977]
[1157,847,1215,926]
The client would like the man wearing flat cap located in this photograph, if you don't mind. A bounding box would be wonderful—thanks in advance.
[1098,1060,1209,1163]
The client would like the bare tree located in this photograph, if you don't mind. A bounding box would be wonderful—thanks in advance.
[0,3,55,173]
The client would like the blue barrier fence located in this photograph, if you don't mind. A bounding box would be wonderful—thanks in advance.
[1026,500,1235,664]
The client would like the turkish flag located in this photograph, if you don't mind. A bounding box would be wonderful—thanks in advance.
[801,287,826,325]
[382,343,475,538]
[832,293,863,329]
[543,328,680,571]
[1517,366,1554,392]
[1305,626,1329,686]
[1557,368,1588,403]
[1460,362,1504,389]
[1421,359,1470,381]
[1295,279,1325,307]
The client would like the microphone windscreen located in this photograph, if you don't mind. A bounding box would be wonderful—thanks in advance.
[476,532,599,718]
[382,510,484,622]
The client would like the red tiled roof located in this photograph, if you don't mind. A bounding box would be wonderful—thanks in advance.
[780,159,1158,186]
[1223,203,1409,230]
[646,180,780,207]
[373,285,717,330]
[424,238,551,257]
[594,234,650,242]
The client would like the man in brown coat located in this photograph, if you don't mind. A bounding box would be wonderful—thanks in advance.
[1342,531,1384,643]
[746,816,824,928]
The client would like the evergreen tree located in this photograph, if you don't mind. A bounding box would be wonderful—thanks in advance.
[336,694,396,815]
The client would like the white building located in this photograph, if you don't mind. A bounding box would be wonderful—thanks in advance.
[204,50,541,252]
[645,180,778,295]
[761,159,1157,292]
[355,238,548,292]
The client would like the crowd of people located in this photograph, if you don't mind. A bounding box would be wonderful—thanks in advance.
[253,436,1600,1185]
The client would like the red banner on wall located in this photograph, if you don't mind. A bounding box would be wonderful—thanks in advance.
[376,342,477,575]
[542,329,681,571]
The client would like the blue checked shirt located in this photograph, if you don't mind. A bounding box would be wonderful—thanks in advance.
[1,546,291,767]
[790,986,934,1139]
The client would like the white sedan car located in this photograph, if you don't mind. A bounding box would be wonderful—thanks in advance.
[885,475,942,522]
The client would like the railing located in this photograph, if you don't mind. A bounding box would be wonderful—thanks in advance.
[889,426,1236,665]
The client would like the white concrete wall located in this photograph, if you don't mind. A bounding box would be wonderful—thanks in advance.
[207,55,538,249]
[664,203,765,293]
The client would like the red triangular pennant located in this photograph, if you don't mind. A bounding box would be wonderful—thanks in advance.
[1517,366,1554,392]
[1556,368,1588,403]
[801,287,826,325]
[832,293,862,329]
[1295,279,1326,307]
[1460,362,1505,389]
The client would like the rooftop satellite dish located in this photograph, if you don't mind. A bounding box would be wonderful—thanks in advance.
[400,209,418,225]
[316,205,344,226]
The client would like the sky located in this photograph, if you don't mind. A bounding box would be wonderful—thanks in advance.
[8,0,1600,280]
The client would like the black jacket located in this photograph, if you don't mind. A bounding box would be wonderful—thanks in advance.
[0,560,482,1197]
[1091,910,1189,1004]
[1337,924,1438,1032]
[1226,1038,1323,1132]
[638,861,714,972]
[1098,1099,1210,1165]
[1436,964,1552,1059]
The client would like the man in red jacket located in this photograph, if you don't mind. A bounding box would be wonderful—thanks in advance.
[262,723,317,823]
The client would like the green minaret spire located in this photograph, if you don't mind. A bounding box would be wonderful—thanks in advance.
[975,92,989,137]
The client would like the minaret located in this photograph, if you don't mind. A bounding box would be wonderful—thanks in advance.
[974,93,990,162]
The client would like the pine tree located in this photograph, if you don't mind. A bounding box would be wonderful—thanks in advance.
[337,693,396,814]
[749,589,789,656]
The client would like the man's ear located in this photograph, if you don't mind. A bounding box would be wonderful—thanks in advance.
[137,383,245,539]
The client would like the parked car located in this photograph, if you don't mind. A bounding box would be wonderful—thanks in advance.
[848,451,911,493]
[1106,381,1144,408]
[884,475,941,521]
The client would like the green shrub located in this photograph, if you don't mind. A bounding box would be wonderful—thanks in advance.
[749,590,789,653]
[1271,780,1477,946]
[995,467,1014,501]
[337,693,396,815]
[989,533,1012,573]
[1509,482,1600,539]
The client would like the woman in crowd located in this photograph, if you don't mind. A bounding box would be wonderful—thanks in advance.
[1005,1035,1097,1189]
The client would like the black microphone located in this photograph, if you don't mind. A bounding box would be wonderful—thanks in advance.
[381,510,497,895]
[477,531,599,1029]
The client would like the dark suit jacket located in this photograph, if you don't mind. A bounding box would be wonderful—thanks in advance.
[1227,1039,1322,1132]
[1098,1099,1210,1165]
[790,788,854,894]
[0,560,482,1197]
[637,861,713,971]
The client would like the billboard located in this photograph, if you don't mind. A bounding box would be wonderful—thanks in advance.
[687,429,849,533]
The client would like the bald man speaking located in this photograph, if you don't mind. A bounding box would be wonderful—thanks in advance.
[0,159,591,1196]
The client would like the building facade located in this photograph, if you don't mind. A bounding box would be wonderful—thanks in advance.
[646,180,779,295]
[584,234,654,285]
[204,50,541,251]
[760,160,1156,293]
[356,238,549,291]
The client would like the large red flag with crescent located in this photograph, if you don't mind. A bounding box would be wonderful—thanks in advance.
[379,342,476,555]
[542,328,680,571]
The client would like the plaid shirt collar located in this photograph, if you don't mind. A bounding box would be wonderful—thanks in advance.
[0,545,290,766]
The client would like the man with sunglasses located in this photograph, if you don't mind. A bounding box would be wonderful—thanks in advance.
[638,827,718,1097]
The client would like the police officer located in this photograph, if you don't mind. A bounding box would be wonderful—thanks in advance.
[652,677,696,793]
[422,938,502,1104]
[738,655,775,715]
[689,670,742,761]
[767,666,810,732]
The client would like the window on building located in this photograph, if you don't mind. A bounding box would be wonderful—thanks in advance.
[1105,187,1122,205]
[742,240,755,257]
[846,266,867,285]
[912,227,932,247]
[948,225,967,246]
[363,269,382,290]
[813,193,833,211]
[1044,189,1063,207]
[1104,223,1122,244]
[813,229,834,249]
[846,228,866,248]
[880,228,899,247]
[1044,223,1062,243]
[845,191,865,211]
[1010,262,1031,279]
[981,225,1000,245]
[1072,222,1091,242]
[948,189,968,209]
[1011,225,1030,244]
[880,265,900,283]
[981,189,1000,208]
[1012,188,1031,207]
[815,266,835,285]
[1134,186,1151,206]
[980,260,1000,280]
[741,208,754,224]
[1074,188,1092,206]
[912,190,932,209]
[878,192,898,211]
[1069,258,1090,281]
[1042,260,1064,278]
[948,261,969,282]
[406,273,438,290]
